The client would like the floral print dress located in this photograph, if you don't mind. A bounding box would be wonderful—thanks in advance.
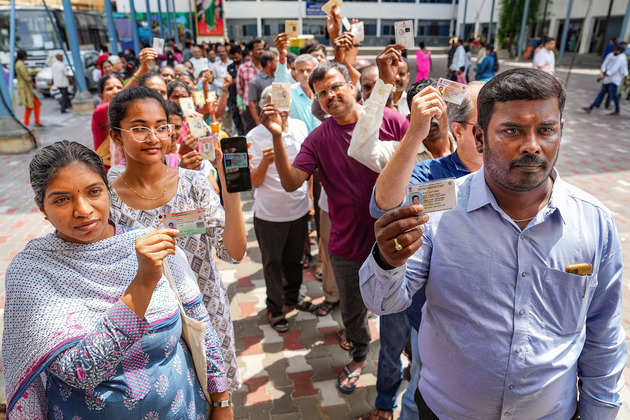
[109,168,241,390]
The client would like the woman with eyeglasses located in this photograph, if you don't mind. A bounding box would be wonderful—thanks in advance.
[3,141,232,419]
[107,87,247,392]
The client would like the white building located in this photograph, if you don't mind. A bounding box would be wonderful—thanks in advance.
[532,0,630,54]
[117,0,500,46]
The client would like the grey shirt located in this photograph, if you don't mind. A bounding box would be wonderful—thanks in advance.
[248,71,274,108]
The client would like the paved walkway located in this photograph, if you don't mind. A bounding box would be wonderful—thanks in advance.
[1,61,630,418]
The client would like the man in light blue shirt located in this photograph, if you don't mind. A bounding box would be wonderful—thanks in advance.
[360,68,627,419]
[289,54,320,133]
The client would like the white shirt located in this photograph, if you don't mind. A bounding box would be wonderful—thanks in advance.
[51,60,69,88]
[602,53,629,86]
[533,48,555,74]
[348,79,455,173]
[189,57,210,78]
[211,58,232,90]
[450,45,467,71]
[248,119,311,222]
[394,91,410,118]
[318,189,329,213]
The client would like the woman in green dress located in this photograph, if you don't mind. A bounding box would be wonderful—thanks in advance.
[15,49,43,127]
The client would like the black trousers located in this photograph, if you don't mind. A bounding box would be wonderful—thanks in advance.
[59,87,71,112]
[254,213,309,317]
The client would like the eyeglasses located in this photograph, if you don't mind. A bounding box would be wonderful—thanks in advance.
[116,124,173,142]
[315,83,347,100]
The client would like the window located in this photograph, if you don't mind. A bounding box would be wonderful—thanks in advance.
[363,19,377,36]
[418,19,449,37]
[302,18,326,37]
[226,19,257,39]
[0,10,62,51]
[381,19,402,37]
[262,19,297,36]
[420,0,451,3]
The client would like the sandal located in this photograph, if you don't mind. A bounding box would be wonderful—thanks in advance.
[337,329,354,352]
[294,296,316,312]
[268,312,289,333]
[313,300,338,316]
[358,409,394,420]
[336,364,362,394]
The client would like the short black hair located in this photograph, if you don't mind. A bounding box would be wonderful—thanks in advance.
[138,72,165,88]
[164,100,183,119]
[167,80,192,99]
[406,78,438,110]
[477,68,565,134]
[247,39,263,52]
[102,45,109,53]
[30,141,108,209]
[230,45,242,55]
[108,86,167,131]
[309,61,350,92]
[260,50,277,68]
[97,74,121,94]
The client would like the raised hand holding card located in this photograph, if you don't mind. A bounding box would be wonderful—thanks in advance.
[394,20,414,50]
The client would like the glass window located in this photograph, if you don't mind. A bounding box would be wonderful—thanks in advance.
[226,19,258,39]
[363,19,377,36]
[0,10,62,51]
[383,0,414,3]
[262,19,297,36]
[381,19,399,37]
[302,18,326,37]
[417,20,450,37]
[420,0,451,3]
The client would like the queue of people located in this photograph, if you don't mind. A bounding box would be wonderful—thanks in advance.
[3,12,627,420]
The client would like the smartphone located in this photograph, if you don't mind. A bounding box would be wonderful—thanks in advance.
[220,136,252,193]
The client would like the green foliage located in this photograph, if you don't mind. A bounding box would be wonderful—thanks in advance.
[497,0,542,49]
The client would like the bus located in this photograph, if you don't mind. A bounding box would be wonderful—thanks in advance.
[0,6,109,72]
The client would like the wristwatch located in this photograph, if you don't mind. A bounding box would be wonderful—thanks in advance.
[212,399,232,408]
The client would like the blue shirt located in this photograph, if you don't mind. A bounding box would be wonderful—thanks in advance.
[360,168,626,420]
[289,83,320,134]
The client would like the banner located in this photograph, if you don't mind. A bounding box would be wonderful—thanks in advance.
[196,0,225,37]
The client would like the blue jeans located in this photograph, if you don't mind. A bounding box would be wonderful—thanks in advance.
[590,83,620,113]
[401,327,422,420]
[375,311,411,412]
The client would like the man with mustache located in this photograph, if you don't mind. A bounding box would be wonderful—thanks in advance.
[348,46,454,174]
[263,60,409,394]
[360,68,626,419]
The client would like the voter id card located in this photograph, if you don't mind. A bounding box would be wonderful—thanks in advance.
[180,97,196,117]
[285,20,299,38]
[437,78,467,105]
[350,21,364,44]
[152,38,164,55]
[162,209,207,237]
[192,90,206,106]
[342,17,351,31]
[321,0,341,16]
[394,20,414,50]
[186,116,207,138]
[198,136,215,161]
[271,82,291,111]
[407,178,456,213]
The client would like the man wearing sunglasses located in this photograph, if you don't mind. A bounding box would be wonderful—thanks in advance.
[262,60,409,394]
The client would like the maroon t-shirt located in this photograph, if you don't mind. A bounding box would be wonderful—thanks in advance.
[293,107,409,262]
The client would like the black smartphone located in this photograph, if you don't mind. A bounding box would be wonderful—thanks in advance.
[220,136,252,193]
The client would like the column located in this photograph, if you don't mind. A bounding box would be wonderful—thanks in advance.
[579,15,593,54]
[165,0,172,39]
[105,0,119,54]
[171,0,180,43]
[157,0,165,39]
[376,18,381,37]
[145,0,153,38]
[129,0,142,53]
[558,0,574,61]
[257,17,262,38]
[620,0,630,42]
[61,0,88,92]
[517,0,531,58]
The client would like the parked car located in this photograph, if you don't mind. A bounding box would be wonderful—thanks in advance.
[35,50,99,96]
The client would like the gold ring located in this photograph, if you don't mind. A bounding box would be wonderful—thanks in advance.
[394,238,403,251]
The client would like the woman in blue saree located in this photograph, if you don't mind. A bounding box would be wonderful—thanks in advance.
[2,141,233,420]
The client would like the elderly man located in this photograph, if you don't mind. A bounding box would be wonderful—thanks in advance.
[248,86,312,333]
[360,68,626,419]
[264,61,408,393]
[247,51,278,131]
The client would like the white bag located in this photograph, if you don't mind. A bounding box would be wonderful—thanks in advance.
[162,260,212,404]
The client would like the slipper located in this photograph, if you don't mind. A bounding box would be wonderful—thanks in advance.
[295,296,316,312]
[314,300,338,316]
[358,409,394,420]
[337,364,361,394]
[268,313,289,333]
[337,329,354,352]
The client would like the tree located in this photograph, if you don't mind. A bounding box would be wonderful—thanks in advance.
[497,0,541,50]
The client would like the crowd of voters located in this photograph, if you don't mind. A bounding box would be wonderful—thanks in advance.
[2,9,629,420]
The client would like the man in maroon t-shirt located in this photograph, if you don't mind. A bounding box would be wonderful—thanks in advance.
[261,61,409,393]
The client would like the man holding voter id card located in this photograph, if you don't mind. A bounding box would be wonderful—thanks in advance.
[360,68,627,419]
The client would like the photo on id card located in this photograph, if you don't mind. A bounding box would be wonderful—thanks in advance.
[407,178,457,213]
